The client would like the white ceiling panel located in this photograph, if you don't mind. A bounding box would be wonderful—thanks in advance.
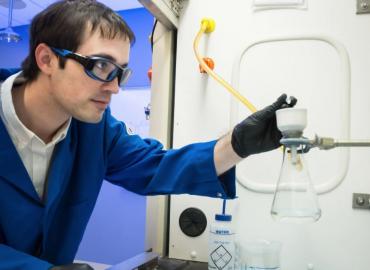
[99,0,143,10]
[0,0,143,29]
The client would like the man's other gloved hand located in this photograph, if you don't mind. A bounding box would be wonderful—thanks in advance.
[231,94,297,158]
[50,263,94,270]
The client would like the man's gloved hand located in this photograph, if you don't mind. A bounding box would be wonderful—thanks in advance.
[50,263,94,270]
[231,93,297,158]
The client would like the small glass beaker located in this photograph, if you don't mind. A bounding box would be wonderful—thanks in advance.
[236,239,281,270]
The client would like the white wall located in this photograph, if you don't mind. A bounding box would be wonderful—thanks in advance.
[169,1,370,269]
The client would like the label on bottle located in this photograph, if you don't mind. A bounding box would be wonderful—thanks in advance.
[208,230,235,270]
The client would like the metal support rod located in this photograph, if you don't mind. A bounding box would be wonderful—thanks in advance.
[8,0,14,28]
[280,135,370,152]
[335,140,370,147]
[314,136,370,150]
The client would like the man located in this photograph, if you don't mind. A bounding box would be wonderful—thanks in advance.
[0,1,295,269]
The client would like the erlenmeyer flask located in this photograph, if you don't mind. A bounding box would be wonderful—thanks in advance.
[271,145,321,223]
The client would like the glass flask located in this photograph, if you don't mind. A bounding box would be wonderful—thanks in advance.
[271,145,321,223]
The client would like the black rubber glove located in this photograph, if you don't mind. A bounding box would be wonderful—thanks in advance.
[231,94,297,158]
[50,263,94,270]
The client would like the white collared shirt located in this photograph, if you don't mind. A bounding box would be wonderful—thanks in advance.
[0,72,71,199]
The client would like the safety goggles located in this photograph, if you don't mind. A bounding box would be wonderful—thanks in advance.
[50,47,132,88]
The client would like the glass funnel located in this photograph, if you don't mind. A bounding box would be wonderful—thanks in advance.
[271,145,321,223]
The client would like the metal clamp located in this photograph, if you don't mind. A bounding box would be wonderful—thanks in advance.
[280,135,370,153]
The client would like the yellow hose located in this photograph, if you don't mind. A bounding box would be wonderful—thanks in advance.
[194,19,289,157]
[193,19,257,113]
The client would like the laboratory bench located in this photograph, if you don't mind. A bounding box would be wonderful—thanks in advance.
[77,253,208,270]
[157,257,207,270]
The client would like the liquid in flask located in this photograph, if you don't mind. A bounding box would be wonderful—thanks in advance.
[271,145,321,223]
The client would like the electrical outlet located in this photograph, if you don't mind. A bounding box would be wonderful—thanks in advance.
[352,193,370,209]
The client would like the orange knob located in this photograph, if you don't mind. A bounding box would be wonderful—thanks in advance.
[199,57,215,73]
[148,67,152,81]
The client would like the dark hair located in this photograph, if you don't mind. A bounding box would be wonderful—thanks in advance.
[21,0,136,81]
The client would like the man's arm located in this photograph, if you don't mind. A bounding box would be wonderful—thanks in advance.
[0,243,93,270]
[214,133,242,175]
[0,244,92,270]
[0,244,53,270]
[214,94,297,175]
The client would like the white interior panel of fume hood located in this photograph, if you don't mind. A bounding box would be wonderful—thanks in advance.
[170,0,370,269]
[169,195,238,262]
[232,37,349,194]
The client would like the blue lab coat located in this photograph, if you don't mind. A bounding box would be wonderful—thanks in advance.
[0,107,235,269]
[0,68,21,82]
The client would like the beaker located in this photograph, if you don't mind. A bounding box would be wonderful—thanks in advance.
[271,145,321,223]
[236,239,281,270]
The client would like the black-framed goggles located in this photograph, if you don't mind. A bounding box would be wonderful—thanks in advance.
[50,47,132,88]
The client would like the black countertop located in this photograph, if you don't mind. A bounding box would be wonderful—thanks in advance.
[156,258,207,270]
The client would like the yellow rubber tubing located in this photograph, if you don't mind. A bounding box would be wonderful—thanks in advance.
[194,19,257,113]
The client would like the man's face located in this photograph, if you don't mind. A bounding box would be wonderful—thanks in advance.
[49,30,130,123]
